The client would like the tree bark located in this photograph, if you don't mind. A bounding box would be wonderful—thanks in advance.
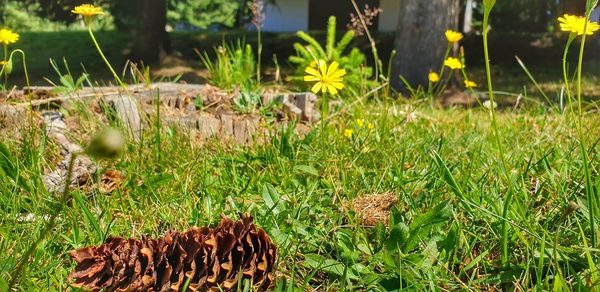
[463,0,473,33]
[560,0,585,15]
[130,0,170,63]
[392,0,459,91]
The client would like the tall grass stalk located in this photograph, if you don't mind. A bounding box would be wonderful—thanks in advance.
[350,0,382,81]
[8,153,78,289]
[576,0,597,248]
[257,28,262,84]
[482,0,516,267]
[514,55,553,107]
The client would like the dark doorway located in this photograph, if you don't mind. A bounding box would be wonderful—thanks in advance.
[308,0,380,30]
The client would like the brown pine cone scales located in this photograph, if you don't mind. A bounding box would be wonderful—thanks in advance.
[68,214,277,291]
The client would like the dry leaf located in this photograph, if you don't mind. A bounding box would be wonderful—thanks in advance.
[99,169,124,194]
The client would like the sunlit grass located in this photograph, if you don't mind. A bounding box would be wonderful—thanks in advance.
[0,99,598,289]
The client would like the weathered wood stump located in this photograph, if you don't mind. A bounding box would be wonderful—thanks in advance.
[41,111,97,193]
[1,83,320,192]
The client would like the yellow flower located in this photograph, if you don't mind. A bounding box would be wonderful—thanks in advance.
[558,14,600,36]
[445,30,464,43]
[72,4,104,19]
[464,79,478,88]
[343,129,353,138]
[0,28,19,46]
[367,123,375,130]
[429,72,440,83]
[356,119,365,127]
[304,60,347,95]
[444,57,464,70]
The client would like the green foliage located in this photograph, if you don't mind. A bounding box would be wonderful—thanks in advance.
[197,41,256,92]
[1,95,600,290]
[289,16,374,95]
[48,58,90,94]
[168,0,240,29]
[2,2,67,31]
[4,1,115,31]
[233,91,262,113]
[474,0,558,33]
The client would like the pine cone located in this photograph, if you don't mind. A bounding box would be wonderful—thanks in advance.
[69,214,277,291]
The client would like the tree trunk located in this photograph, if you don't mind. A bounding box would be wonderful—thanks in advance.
[235,0,249,28]
[130,0,170,63]
[392,0,460,92]
[560,0,585,15]
[463,0,474,33]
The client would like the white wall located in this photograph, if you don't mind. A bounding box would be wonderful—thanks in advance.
[263,0,309,32]
[379,0,400,32]
[592,7,600,23]
[263,0,399,32]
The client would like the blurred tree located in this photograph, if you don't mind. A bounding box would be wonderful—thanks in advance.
[560,0,586,14]
[168,0,239,29]
[109,1,136,31]
[392,0,460,90]
[130,0,169,63]
[6,0,274,62]
[492,0,555,33]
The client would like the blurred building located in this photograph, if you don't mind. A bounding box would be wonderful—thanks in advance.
[263,0,399,32]
[592,6,600,23]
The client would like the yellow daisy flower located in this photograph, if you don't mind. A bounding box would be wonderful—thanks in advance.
[558,14,599,36]
[367,123,375,130]
[464,79,478,88]
[445,30,464,44]
[304,60,347,95]
[356,119,365,127]
[72,4,104,19]
[343,129,353,138]
[0,28,19,46]
[429,72,440,83]
[444,57,465,70]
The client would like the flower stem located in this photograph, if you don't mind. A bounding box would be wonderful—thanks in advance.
[3,44,7,86]
[482,3,514,268]
[257,27,262,84]
[576,5,596,248]
[87,25,124,87]
[438,46,451,80]
[562,36,575,115]
[432,46,452,99]
[10,50,31,98]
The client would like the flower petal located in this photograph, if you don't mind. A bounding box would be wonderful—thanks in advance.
[304,67,321,78]
[318,60,328,77]
[329,69,347,79]
[326,61,340,77]
[328,85,339,95]
[311,82,323,94]
[330,82,345,90]
[304,75,320,82]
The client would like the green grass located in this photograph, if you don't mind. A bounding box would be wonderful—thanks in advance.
[1,28,599,290]
[0,97,598,290]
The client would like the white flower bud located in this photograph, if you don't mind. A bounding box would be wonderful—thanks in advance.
[85,128,125,160]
